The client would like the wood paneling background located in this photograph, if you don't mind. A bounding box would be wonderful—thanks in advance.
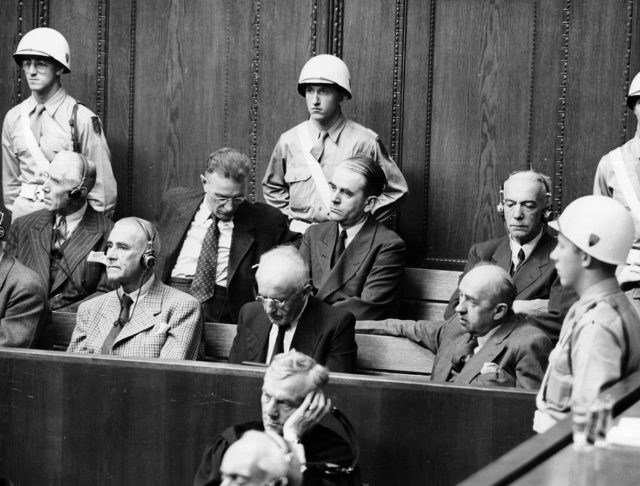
[1,0,639,267]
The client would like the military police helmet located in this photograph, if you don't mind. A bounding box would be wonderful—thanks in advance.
[627,71,640,110]
[298,54,352,99]
[13,27,71,73]
[549,195,634,266]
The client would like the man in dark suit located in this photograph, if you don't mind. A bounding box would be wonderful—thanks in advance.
[300,156,405,320]
[229,245,357,373]
[0,209,47,347]
[360,264,552,389]
[6,150,112,311]
[444,171,576,342]
[156,148,297,323]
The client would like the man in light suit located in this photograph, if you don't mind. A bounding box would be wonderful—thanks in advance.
[156,147,297,323]
[360,265,552,389]
[444,171,577,342]
[67,218,203,360]
[6,151,113,312]
[0,209,47,347]
[300,156,405,320]
[229,245,357,373]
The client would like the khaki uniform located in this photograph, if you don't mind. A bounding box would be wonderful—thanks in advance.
[262,115,408,225]
[535,278,640,431]
[2,88,117,218]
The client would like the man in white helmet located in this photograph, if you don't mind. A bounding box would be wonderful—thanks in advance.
[262,54,408,233]
[534,195,640,432]
[2,27,117,220]
[594,71,640,308]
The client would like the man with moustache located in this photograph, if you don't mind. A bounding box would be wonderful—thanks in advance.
[228,245,357,373]
[67,218,202,359]
[262,54,407,233]
[2,27,116,219]
[6,151,112,311]
[300,156,405,319]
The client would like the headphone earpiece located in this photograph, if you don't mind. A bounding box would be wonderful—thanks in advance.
[135,218,157,269]
[69,154,88,200]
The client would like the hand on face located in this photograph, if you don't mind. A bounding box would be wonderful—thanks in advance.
[281,390,332,443]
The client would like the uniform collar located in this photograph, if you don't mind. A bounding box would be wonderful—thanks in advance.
[307,114,346,143]
[30,87,67,116]
[577,277,621,307]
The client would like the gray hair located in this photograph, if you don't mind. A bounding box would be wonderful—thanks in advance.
[267,350,329,392]
[256,245,309,290]
[204,147,250,183]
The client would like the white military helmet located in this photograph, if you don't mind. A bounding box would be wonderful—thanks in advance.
[549,195,634,265]
[628,72,640,109]
[297,54,352,99]
[13,27,71,73]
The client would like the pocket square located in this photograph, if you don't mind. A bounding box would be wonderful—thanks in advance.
[87,251,107,265]
[480,362,501,375]
[154,323,171,335]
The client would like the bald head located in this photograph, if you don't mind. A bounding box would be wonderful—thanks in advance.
[42,151,97,212]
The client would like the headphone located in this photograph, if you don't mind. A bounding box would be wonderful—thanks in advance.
[134,218,157,269]
[496,171,553,222]
[69,153,88,200]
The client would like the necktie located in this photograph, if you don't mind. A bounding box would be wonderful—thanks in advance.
[450,333,478,374]
[310,130,328,161]
[51,215,67,257]
[270,324,290,361]
[191,216,220,302]
[30,103,45,143]
[512,248,526,276]
[331,229,347,268]
[101,294,133,354]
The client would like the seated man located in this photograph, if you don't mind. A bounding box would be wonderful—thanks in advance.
[0,209,47,347]
[218,430,302,486]
[194,350,359,486]
[535,196,640,432]
[445,171,577,342]
[229,245,357,373]
[156,147,297,323]
[6,151,113,311]
[360,264,553,389]
[300,156,405,320]
[67,218,203,359]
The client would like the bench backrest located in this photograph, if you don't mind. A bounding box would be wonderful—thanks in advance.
[400,268,460,320]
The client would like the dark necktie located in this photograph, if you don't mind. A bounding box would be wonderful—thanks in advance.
[450,333,478,375]
[101,294,133,354]
[310,130,328,161]
[31,103,45,142]
[511,248,526,276]
[51,215,67,257]
[331,229,348,268]
[191,216,220,302]
[270,324,290,361]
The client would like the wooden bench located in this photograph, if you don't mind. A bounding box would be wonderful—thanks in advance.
[399,267,460,320]
[46,311,435,375]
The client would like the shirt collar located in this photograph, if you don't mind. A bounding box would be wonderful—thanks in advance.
[476,323,500,350]
[194,199,234,227]
[119,274,155,302]
[509,229,544,263]
[31,87,67,115]
[576,277,621,309]
[57,201,87,227]
[307,113,346,143]
[339,218,367,242]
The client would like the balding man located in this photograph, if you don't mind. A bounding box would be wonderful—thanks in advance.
[67,218,203,359]
[6,150,113,311]
[218,430,302,486]
[300,156,405,320]
[445,171,577,342]
[229,246,357,373]
[361,265,553,389]
[195,350,359,486]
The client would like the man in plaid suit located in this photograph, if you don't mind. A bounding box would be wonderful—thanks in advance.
[67,217,203,359]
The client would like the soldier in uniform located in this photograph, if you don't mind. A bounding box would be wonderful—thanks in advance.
[2,27,117,220]
[534,196,640,432]
[262,54,408,233]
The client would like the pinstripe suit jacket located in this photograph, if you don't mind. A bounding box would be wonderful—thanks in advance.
[67,277,203,360]
[6,205,113,311]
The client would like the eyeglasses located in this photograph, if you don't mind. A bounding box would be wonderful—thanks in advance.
[21,59,52,73]
[214,194,245,206]
[255,294,289,308]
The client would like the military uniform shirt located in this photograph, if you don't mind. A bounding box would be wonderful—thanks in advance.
[2,88,117,218]
[262,115,408,224]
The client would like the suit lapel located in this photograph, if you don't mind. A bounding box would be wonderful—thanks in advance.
[0,256,15,289]
[456,316,518,384]
[228,210,255,286]
[317,223,337,284]
[513,230,553,295]
[114,279,164,344]
[97,292,122,344]
[291,298,320,356]
[494,238,512,270]
[163,193,205,275]
[30,211,54,284]
[51,208,103,293]
[246,308,272,362]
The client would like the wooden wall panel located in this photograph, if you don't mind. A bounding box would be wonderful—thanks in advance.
[429,0,535,261]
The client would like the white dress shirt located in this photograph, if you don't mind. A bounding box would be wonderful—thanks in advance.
[509,229,544,268]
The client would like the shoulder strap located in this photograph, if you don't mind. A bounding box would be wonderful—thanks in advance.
[295,123,331,210]
[20,100,52,174]
[612,147,640,220]
[69,102,81,153]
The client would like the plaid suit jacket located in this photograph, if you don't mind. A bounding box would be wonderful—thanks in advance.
[67,277,203,360]
[6,205,113,311]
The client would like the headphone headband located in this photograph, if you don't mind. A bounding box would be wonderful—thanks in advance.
[68,153,88,200]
